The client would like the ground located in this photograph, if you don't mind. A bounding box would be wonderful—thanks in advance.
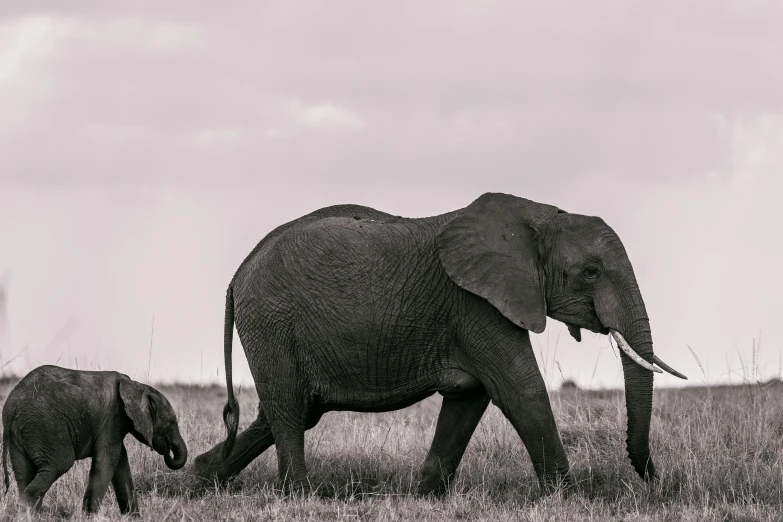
[0,377,781,521]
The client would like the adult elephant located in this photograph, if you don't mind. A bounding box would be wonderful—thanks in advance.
[193,193,685,494]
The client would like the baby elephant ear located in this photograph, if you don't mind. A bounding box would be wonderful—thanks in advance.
[119,379,154,444]
[437,193,560,334]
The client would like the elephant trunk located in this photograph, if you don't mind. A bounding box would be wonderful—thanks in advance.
[164,432,188,470]
[595,274,657,481]
[617,307,656,481]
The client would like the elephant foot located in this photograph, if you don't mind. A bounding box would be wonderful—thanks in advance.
[280,478,311,498]
[538,472,574,496]
[192,451,236,490]
[18,498,43,515]
[416,472,453,498]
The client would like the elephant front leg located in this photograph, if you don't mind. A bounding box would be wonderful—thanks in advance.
[82,445,122,514]
[110,444,139,516]
[496,376,572,493]
[467,329,571,493]
[418,390,490,496]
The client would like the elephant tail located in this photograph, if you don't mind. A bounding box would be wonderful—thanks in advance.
[222,284,239,458]
[2,429,9,493]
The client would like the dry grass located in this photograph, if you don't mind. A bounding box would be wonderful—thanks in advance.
[0,378,782,521]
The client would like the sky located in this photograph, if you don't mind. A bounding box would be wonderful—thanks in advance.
[1,1,782,390]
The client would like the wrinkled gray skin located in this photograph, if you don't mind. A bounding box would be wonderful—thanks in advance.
[2,365,188,515]
[193,193,659,495]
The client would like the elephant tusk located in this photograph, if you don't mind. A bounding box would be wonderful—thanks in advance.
[610,330,662,374]
[653,355,688,380]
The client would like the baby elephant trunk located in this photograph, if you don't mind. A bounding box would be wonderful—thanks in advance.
[164,432,188,470]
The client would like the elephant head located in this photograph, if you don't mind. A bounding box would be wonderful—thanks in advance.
[437,192,685,481]
[119,380,188,470]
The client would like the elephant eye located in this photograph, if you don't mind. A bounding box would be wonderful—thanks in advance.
[582,265,601,280]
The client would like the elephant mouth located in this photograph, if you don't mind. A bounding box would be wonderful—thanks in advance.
[550,310,608,336]
[566,322,610,337]
[547,300,607,334]
[155,435,188,470]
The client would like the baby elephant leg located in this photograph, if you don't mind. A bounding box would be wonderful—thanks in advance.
[111,444,139,515]
[14,439,74,513]
[82,444,122,514]
[20,466,70,513]
[9,446,37,499]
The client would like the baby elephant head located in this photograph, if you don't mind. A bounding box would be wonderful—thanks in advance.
[119,379,188,469]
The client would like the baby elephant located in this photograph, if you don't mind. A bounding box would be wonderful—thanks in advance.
[2,365,188,515]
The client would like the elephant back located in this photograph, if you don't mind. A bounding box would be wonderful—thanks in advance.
[230,204,399,286]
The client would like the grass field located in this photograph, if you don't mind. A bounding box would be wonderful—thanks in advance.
[0,377,782,521]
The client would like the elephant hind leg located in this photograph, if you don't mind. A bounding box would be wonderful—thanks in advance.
[193,407,275,485]
[9,445,37,495]
[13,438,72,513]
[20,465,70,513]
[193,401,325,489]
[223,409,276,481]
[254,355,313,494]
[265,392,312,494]
[418,390,490,496]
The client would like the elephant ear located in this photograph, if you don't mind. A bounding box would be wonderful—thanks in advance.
[436,193,560,334]
[119,379,155,445]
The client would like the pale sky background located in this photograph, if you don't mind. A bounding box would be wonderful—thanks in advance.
[1,1,781,390]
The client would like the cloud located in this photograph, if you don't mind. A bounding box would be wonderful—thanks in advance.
[288,101,365,133]
[1,0,781,186]
[189,127,243,148]
[0,15,74,129]
[0,14,82,79]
